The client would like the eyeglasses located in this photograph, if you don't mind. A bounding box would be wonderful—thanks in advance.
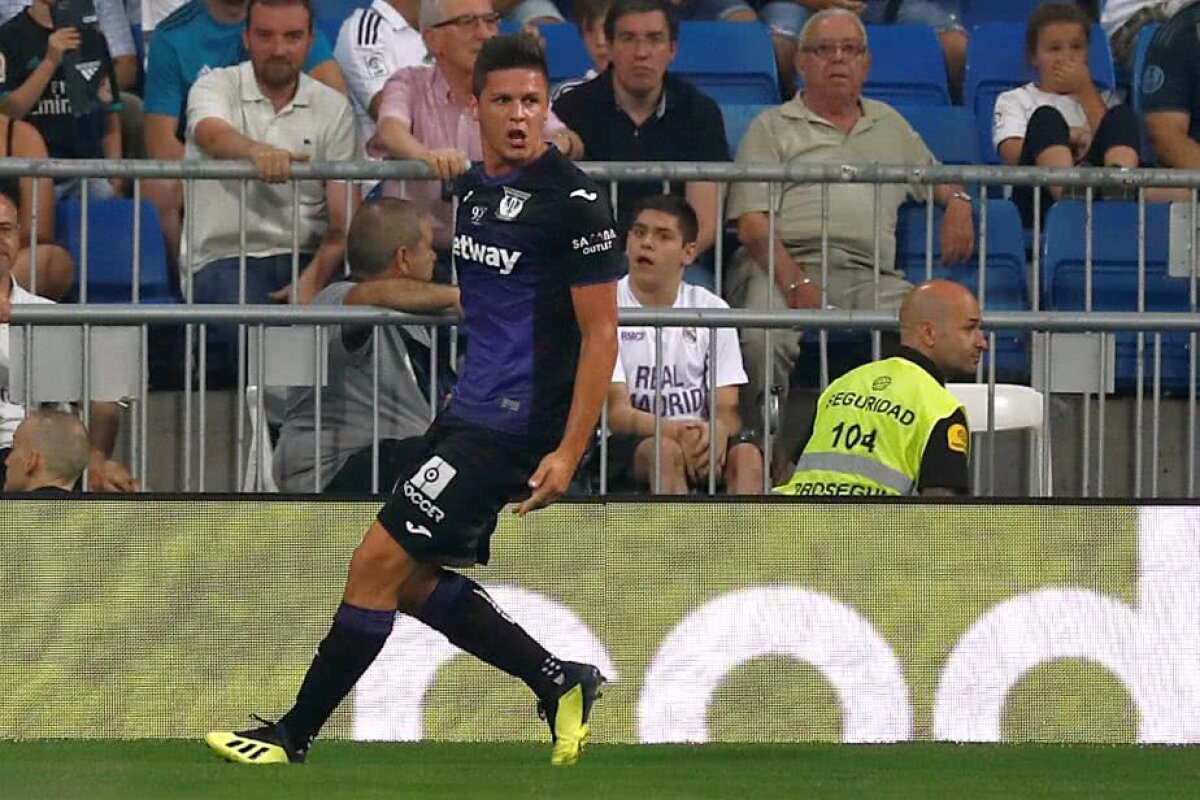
[430,11,502,29]
[612,31,671,49]
[801,41,867,59]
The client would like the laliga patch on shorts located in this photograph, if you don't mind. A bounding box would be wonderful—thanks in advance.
[411,456,458,500]
[948,423,969,454]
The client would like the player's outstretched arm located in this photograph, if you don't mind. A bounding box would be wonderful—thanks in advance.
[517,280,618,516]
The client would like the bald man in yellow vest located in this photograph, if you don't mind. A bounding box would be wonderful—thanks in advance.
[776,280,987,498]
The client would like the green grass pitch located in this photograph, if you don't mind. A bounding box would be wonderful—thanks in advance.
[1,741,1198,799]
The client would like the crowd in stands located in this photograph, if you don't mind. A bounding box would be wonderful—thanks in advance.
[0,0,1195,493]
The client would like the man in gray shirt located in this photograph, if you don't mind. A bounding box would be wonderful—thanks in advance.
[273,196,459,493]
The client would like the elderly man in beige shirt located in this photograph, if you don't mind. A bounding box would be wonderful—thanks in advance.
[726,8,975,443]
[184,0,356,387]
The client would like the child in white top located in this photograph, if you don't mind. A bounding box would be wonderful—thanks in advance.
[992,3,1140,225]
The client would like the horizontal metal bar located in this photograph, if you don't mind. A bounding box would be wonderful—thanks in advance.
[9,304,1200,333]
[3,158,1199,189]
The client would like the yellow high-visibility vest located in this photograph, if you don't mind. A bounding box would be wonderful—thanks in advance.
[776,356,966,496]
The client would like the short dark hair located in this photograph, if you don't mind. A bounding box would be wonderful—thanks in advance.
[246,0,314,32]
[604,0,679,44]
[471,33,549,97]
[346,197,424,278]
[574,0,613,32]
[631,193,698,244]
[1025,2,1090,58]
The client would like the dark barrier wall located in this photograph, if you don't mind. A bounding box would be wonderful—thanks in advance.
[4,500,1199,743]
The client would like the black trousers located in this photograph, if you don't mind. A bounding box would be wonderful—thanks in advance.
[1013,103,1140,227]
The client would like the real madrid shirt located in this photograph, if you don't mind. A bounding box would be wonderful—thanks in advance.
[611,275,747,422]
[446,147,623,443]
[334,0,428,156]
[0,9,119,160]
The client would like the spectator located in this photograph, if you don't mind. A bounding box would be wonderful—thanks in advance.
[1101,1,1200,70]
[726,8,973,453]
[368,0,581,254]
[550,0,611,100]
[776,1,966,102]
[552,0,727,267]
[0,0,138,91]
[143,0,348,274]
[0,192,136,491]
[3,409,89,493]
[0,115,75,299]
[334,0,428,159]
[184,0,356,386]
[995,3,1140,227]
[0,0,123,200]
[775,279,984,497]
[1142,0,1200,169]
[274,197,460,494]
[604,195,763,494]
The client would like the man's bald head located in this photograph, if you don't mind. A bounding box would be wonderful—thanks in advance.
[898,280,986,377]
[4,409,89,491]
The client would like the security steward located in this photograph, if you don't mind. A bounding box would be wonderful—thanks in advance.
[776,279,987,497]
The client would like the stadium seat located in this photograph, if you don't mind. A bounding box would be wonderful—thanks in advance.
[1132,21,1162,164]
[539,22,594,84]
[947,382,1050,495]
[895,198,1031,379]
[314,0,370,49]
[961,0,1052,29]
[891,104,981,165]
[721,103,770,158]
[673,22,780,105]
[243,384,280,493]
[964,23,1116,163]
[1041,201,1192,393]
[863,25,952,106]
[54,198,178,304]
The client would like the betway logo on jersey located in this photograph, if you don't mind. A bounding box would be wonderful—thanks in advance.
[453,234,522,275]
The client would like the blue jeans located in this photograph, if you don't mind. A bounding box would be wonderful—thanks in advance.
[190,253,310,388]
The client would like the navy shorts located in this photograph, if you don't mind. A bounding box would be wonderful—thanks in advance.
[376,415,546,567]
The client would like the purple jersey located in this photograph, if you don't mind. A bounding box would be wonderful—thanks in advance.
[446,147,622,443]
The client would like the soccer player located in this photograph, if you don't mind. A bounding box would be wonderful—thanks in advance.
[205,32,622,767]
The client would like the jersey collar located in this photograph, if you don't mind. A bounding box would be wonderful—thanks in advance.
[896,346,945,385]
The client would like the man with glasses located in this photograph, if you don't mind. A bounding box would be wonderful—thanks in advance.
[552,0,728,283]
[726,7,974,474]
[369,0,582,259]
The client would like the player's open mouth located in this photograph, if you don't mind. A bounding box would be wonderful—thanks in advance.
[507,130,527,146]
[634,255,654,267]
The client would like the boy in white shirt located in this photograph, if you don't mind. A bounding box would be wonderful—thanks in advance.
[603,195,763,495]
[992,2,1140,226]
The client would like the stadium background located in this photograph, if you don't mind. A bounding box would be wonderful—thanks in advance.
[8,498,1198,744]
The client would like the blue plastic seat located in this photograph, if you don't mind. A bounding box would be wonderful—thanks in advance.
[965,22,1116,164]
[720,103,769,158]
[1132,21,1162,164]
[891,104,981,165]
[961,0,1052,29]
[540,23,594,84]
[895,198,1031,379]
[863,25,951,106]
[55,198,178,304]
[1041,201,1192,393]
[315,0,370,50]
[673,22,780,105]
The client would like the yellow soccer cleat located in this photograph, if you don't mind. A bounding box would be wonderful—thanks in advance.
[205,715,306,765]
[538,662,606,766]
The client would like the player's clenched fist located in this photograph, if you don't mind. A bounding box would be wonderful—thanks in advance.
[249,143,308,183]
[420,148,469,180]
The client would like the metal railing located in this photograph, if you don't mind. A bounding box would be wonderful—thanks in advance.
[2,158,1199,497]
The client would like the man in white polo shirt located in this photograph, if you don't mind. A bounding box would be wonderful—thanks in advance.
[334,0,428,156]
[604,195,763,495]
[184,0,356,387]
